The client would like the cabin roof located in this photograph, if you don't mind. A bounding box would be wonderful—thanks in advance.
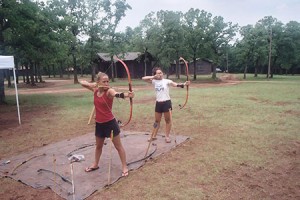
[97,52,142,62]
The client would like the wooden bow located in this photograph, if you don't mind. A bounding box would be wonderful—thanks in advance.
[179,57,189,109]
[116,57,133,127]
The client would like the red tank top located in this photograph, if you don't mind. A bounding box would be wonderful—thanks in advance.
[94,90,114,123]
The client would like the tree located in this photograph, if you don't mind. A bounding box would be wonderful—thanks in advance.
[236,24,269,78]
[100,0,131,82]
[123,14,161,76]
[182,8,212,80]
[1,0,59,101]
[82,0,120,81]
[42,0,72,79]
[207,16,238,79]
[156,10,184,78]
[135,12,163,70]
[256,16,280,78]
[277,21,300,74]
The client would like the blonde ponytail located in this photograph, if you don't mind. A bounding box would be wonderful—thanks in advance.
[97,72,108,81]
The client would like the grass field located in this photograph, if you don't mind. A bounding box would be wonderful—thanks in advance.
[1,74,299,200]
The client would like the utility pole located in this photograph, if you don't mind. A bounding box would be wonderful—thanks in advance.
[267,27,272,79]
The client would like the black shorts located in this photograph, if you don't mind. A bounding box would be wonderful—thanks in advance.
[155,100,172,113]
[95,118,120,138]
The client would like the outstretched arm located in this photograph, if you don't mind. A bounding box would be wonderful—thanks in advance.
[170,80,191,88]
[107,88,135,99]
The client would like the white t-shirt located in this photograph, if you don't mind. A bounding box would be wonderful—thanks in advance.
[152,79,172,102]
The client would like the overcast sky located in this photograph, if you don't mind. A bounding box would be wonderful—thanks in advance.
[117,0,300,31]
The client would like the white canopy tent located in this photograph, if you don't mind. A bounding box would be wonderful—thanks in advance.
[0,55,21,124]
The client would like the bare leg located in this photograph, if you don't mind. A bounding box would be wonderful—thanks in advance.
[112,134,128,176]
[164,111,171,142]
[85,136,105,171]
[94,136,105,167]
[152,112,162,138]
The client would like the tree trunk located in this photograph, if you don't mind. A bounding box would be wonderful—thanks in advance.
[110,57,115,82]
[0,69,6,104]
[90,37,95,82]
[25,63,30,84]
[37,62,43,83]
[193,56,197,80]
[29,61,36,86]
[52,64,56,78]
[72,54,79,84]
[144,50,148,77]
[177,52,180,79]
[211,64,217,80]
[34,63,38,83]
[254,58,259,77]
[174,55,178,79]
[243,64,248,79]
[144,59,147,77]
[6,69,12,87]
[59,61,63,78]
[67,68,70,78]
[270,56,277,78]
[92,64,95,82]
[47,65,51,78]
[16,68,19,84]
[114,62,118,78]
[176,59,179,79]
[166,66,170,79]
[22,65,25,83]
[267,28,272,79]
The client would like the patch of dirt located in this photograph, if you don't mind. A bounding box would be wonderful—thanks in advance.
[282,110,300,117]
[218,73,241,81]
[209,140,300,200]
[5,79,87,95]
[5,74,240,95]
[247,97,272,104]
[247,96,298,107]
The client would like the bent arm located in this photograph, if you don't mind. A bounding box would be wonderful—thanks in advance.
[142,75,155,83]
[80,80,96,92]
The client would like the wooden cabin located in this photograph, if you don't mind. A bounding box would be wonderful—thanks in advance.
[170,58,213,75]
[189,58,213,75]
[95,52,154,79]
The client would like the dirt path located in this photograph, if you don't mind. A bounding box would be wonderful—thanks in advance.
[5,75,240,95]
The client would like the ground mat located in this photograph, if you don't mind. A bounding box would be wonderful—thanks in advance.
[0,131,189,200]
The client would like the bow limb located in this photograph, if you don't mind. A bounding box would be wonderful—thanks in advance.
[116,57,133,127]
[179,57,189,109]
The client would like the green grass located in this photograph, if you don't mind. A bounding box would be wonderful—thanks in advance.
[235,73,300,81]
[5,74,299,154]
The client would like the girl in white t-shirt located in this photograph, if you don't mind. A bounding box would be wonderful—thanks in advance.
[142,67,190,143]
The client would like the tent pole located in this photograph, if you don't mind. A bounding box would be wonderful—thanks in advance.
[13,68,21,125]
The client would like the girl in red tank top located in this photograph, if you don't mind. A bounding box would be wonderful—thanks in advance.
[93,89,114,123]
[80,72,134,177]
